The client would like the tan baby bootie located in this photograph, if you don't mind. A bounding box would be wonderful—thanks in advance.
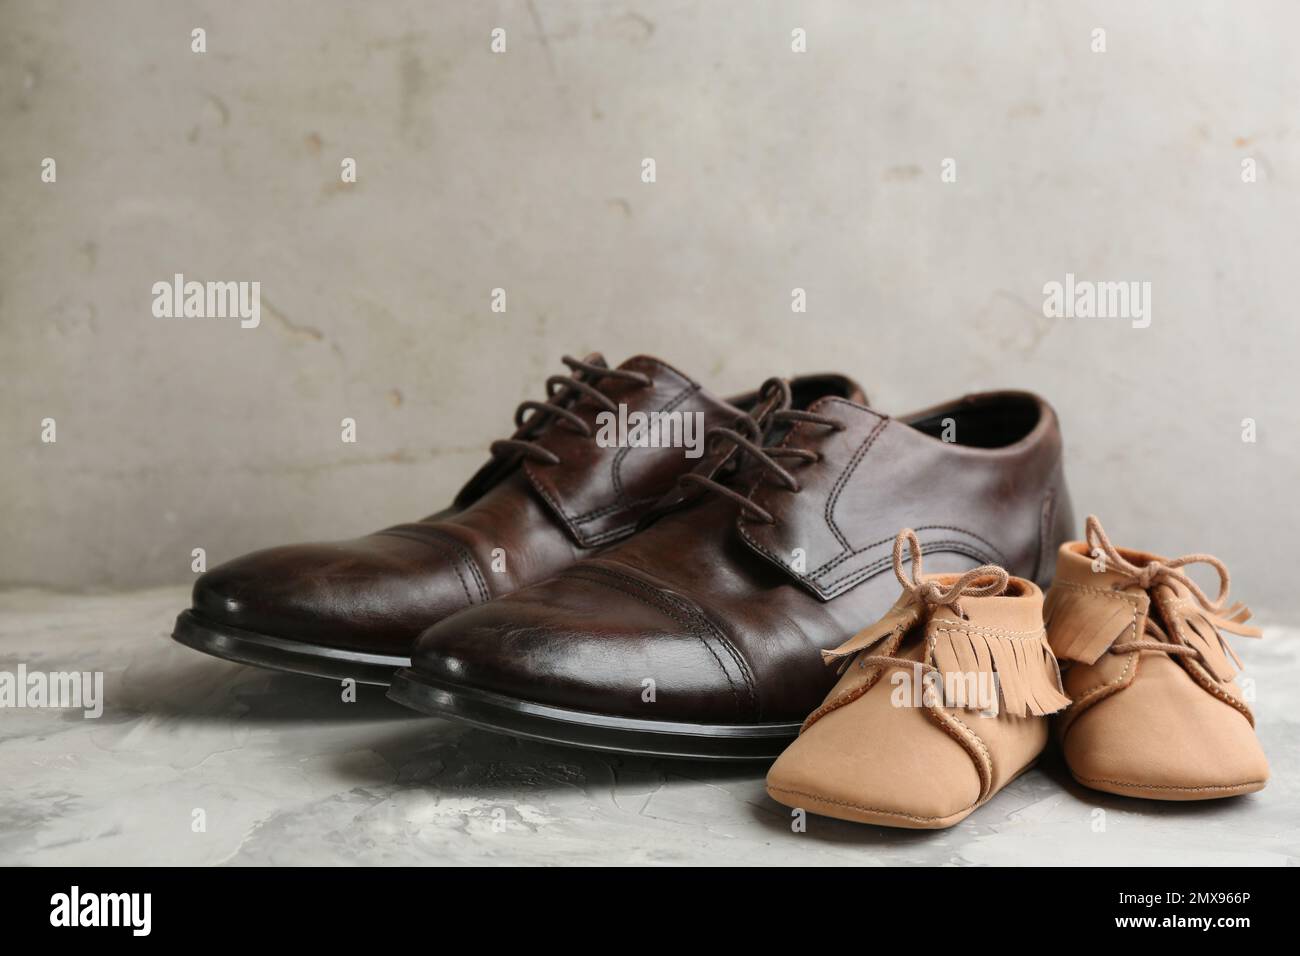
[766,529,1070,829]
[1044,515,1268,800]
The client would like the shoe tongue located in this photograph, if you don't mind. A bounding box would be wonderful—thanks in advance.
[630,369,868,525]
[631,378,790,521]
[752,372,868,441]
[694,372,866,485]
[801,373,867,407]
[451,351,621,510]
[750,379,794,429]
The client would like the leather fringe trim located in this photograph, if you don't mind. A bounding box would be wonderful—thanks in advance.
[930,623,1071,717]
[1043,581,1149,664]
[820,599,921,674]
[1161,594,1262,684]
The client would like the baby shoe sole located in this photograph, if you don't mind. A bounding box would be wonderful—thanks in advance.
[766,760,1039,830]
[1069,771,1267,801]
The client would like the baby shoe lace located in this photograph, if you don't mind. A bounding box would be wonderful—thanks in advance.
[891,528,1009,617]
[488,355,652,466]
[1084,514,1261,661]
[852,529,1012,675]
[677,378,844,524]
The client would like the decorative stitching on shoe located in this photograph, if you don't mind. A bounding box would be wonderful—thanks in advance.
[743,395,881,559]
[373,526,485,606]
[814,528,1009,581]
[1070,646,1138,703]
[822,413,890,553]
[422,527,489,603]
[1058,649,1139,740]
[816,530,1008,582]
[931,624,1048,639]
[1155,590,1256,726]
[1072,774,1266,794]
[1052,580,1142,602]
[936,708,994,801]
[604,379,699,510]
[820,540,999,591]
[534,360,698,529]
[766,785,980,824]
[571,496,658,524]
[564,563,757,719]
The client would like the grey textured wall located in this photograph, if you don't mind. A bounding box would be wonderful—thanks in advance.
[3,1,1298,616]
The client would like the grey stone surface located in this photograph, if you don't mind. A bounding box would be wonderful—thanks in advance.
[1,586,1294,865]
[3,1,1299,614]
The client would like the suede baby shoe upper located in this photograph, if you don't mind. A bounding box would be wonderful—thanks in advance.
[1044,515,1268,800]
[766,529,1070,829]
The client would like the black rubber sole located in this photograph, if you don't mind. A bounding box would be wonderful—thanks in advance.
[387,669,800,761]
[171,610,409,685]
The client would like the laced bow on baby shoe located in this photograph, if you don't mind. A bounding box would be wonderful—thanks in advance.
[811,529,1069,720]
[890,528,1009,619]
[1047,515,1261,682]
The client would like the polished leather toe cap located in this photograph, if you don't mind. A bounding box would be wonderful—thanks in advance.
[410,565,760,723]
[193,533,476,654]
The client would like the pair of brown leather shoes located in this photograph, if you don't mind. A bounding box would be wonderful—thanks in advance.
[173,352,1075,759]
[766,517,1268,829]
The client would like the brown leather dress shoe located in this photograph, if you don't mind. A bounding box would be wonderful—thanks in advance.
[171,354,763,684]
[1045,516,1268,799]
[390,378,1075,759]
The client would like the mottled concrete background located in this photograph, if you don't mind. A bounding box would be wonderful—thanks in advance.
[3,2,1298,613]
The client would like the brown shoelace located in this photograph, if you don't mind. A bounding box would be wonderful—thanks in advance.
[891,528,1010,618]
[1085,514,1261,660]
[488,355,652,466]
[855,529,1012,675]
[678,378,844,524]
